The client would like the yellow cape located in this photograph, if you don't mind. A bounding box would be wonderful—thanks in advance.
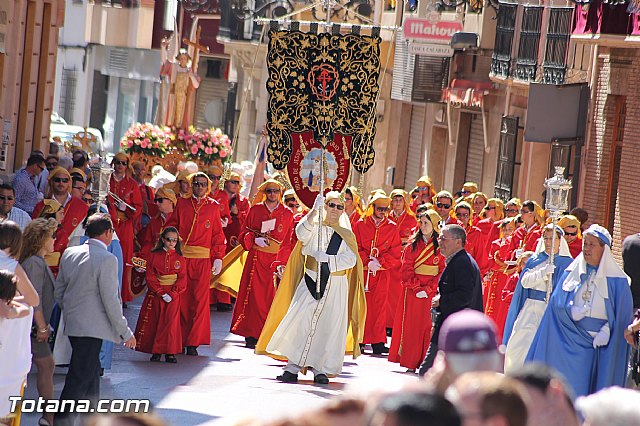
[255,224,367,364]
[210,244,247,297]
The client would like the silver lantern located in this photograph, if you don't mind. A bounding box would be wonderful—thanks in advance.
[90,153,114,213]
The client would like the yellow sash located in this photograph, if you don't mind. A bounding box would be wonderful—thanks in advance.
[305,257,347,277]
[414,243,439,276]
[182,245,210,259]
[157,274,178,286]
[253,242,281,254]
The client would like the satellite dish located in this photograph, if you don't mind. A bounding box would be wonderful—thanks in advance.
[204,100,224,127]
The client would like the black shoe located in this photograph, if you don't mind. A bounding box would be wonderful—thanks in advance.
[150,354,161,362]
[276,371,298,383]
[122,302,128,309]
[216,303,233,312]
[165,354,177,363]
[245,337,258,349]
[314,373,329,384]
[359,343,367,354]
[185,346,198,356]
[99,367,104,377]
[386,328,393,337]
[372,343,389,355]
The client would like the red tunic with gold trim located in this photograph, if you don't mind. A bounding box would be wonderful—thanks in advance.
[137,213,172,259]
[386,210,417,329]
[495,270,520,338]
[108,175,143,302]
[32,195,89,273]
[348,210,361,228]
[209,189,232,305]
[509,224,542,258]
[567,236,582,258]
[224,193,250,252]
[165,196,226,346]
[483,236,516,341]
[134,249,187,355]
[465,223,489,276]
[353,215,402,344]
[389,238,445,369]
[272,211,305,273]
[230,202,293,339]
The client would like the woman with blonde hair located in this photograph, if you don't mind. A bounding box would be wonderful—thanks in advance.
[19,218,58,426]
[471,192,488,225]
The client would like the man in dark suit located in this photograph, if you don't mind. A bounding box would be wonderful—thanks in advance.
[54,213,136,426]
[419,224,483,376]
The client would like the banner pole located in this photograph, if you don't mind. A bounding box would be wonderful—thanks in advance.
[316,147,325,299]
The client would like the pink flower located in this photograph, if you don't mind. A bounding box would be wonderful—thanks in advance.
[140,139,149,149]
[143,137,150,145]
[135,130,142,138]
[212,148,218,154]
[205,147,213,155]
[219,149,227,158]
[190,144,199,155]
[127,140,134,148]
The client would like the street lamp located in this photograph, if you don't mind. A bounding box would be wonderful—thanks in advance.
[90,153,114,214]
[543,166,572,302]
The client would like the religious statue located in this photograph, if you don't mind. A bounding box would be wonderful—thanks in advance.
[159,41,201,128]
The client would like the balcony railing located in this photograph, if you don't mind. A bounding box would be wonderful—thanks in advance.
[490,3,517,78]
[543,8,572,84]
[514,6,542,82]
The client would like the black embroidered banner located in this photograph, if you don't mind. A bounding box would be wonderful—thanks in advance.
[265,29,381,179]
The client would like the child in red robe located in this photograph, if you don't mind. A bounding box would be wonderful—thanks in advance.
[494,250,534,339]
[134,226,187,363]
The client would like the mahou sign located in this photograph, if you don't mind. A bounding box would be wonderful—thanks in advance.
[403,18,463,44]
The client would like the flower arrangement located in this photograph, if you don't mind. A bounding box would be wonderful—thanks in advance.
[120,123,173,157]
[182,126,233,165]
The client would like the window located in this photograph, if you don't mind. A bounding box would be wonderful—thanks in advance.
[59,69,77,124]
[412,56,450,103]
[514,6,543,82]
[542,8,573,84]
[164,0,178,31]
[494,115,519,202]
[491,3,518,78]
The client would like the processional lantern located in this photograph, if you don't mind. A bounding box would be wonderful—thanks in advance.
[90,154,114,213]
[544,166,572,214]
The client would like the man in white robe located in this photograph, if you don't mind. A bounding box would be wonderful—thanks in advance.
[256,191,366,384]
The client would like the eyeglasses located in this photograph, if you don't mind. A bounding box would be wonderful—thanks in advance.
[265,188,280,194]
[505,208,518,214]
[0,195,14,201]
[72,186,85,194]
[53,177,70,183]
[327,202,345,210]
[437,234,455,241]
[485,206,497,210]
[209,175,221,181]
[564,231,578,236]
[192,181,208,187]
[227,180,240,185]
[375,206,389,212]
[46,162,58,168]
[114,160,128,166]
[417,187,431,192]
[154,198,167,203]
[284,198,296,204]
[163,237,178,243]
[82,197,94,204]
[436,202,451,209]
[461,190,471,195]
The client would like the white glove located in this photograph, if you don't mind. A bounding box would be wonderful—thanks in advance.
[515,248,524,259]
[368,259,381,273]
[593,325,611,348]
[314,251,329,263]
[544,263,556,276]
[255,237,269,247]
[162,294,172,303]
[212,259,223,275]
[312,194,325,212]
[570,304,590,321]
[221,217,229,228]
[117,201,127,212]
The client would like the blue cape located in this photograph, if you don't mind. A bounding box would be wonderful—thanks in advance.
[502,252,573,345]
[526,271,633,396]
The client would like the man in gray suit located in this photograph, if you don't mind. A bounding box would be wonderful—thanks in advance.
[54,213,136,426]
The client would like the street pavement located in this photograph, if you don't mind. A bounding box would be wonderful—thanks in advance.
[22,300,418,426]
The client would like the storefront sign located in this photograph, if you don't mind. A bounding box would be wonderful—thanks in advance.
[403,18,463,44]
[408,42,454,57]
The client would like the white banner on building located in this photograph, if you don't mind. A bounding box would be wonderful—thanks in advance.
[408,42,454,57]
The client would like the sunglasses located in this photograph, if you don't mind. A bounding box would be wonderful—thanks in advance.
[485,206,497,210]
[436,202,451,209]
[209,175,221,181]
[154,197,167,203]
[163,237,178,243]
[375,206,389,212]
[82,197,94,203]
[327,202,345,210]
[284,198,296,203]
[53,177,70,183]
[72,186,85,193]
[564,231,578,236]
[417,187,431,192]
[505,208,518,214]
[265,188,280,194]
[0,195,14,201]
[227,180,240,185]
[192,181,208,187]
[46,162,58,168]
[114,160,128,166]
[461,190,471,195]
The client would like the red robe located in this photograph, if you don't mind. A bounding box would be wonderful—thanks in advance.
[567,236,582,258]
[137,213,171,259]
[230,203,293,339]
[136,182,157,232]
[209,189,232,305]
[108,175,143,302]
[483,237,516,341]
[272,211,305,273]
[348,209,361,228]
[495,271,520,338]
[134,249,187,355]
[509,223,542,258]
[388,239,445,369]
[353,215,402,344]
[387,210,417,328]
[32,195,89,272]
[165,196,226,346]
[224,192,250,252]
[465,223,489,276]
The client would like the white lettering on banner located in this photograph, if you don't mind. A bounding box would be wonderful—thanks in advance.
[408,43,454,57]
[403,18,464,43]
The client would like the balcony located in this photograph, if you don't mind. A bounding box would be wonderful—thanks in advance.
[85,1,155,49]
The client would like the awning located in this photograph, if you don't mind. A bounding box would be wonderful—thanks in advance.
[441,79,494,108]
